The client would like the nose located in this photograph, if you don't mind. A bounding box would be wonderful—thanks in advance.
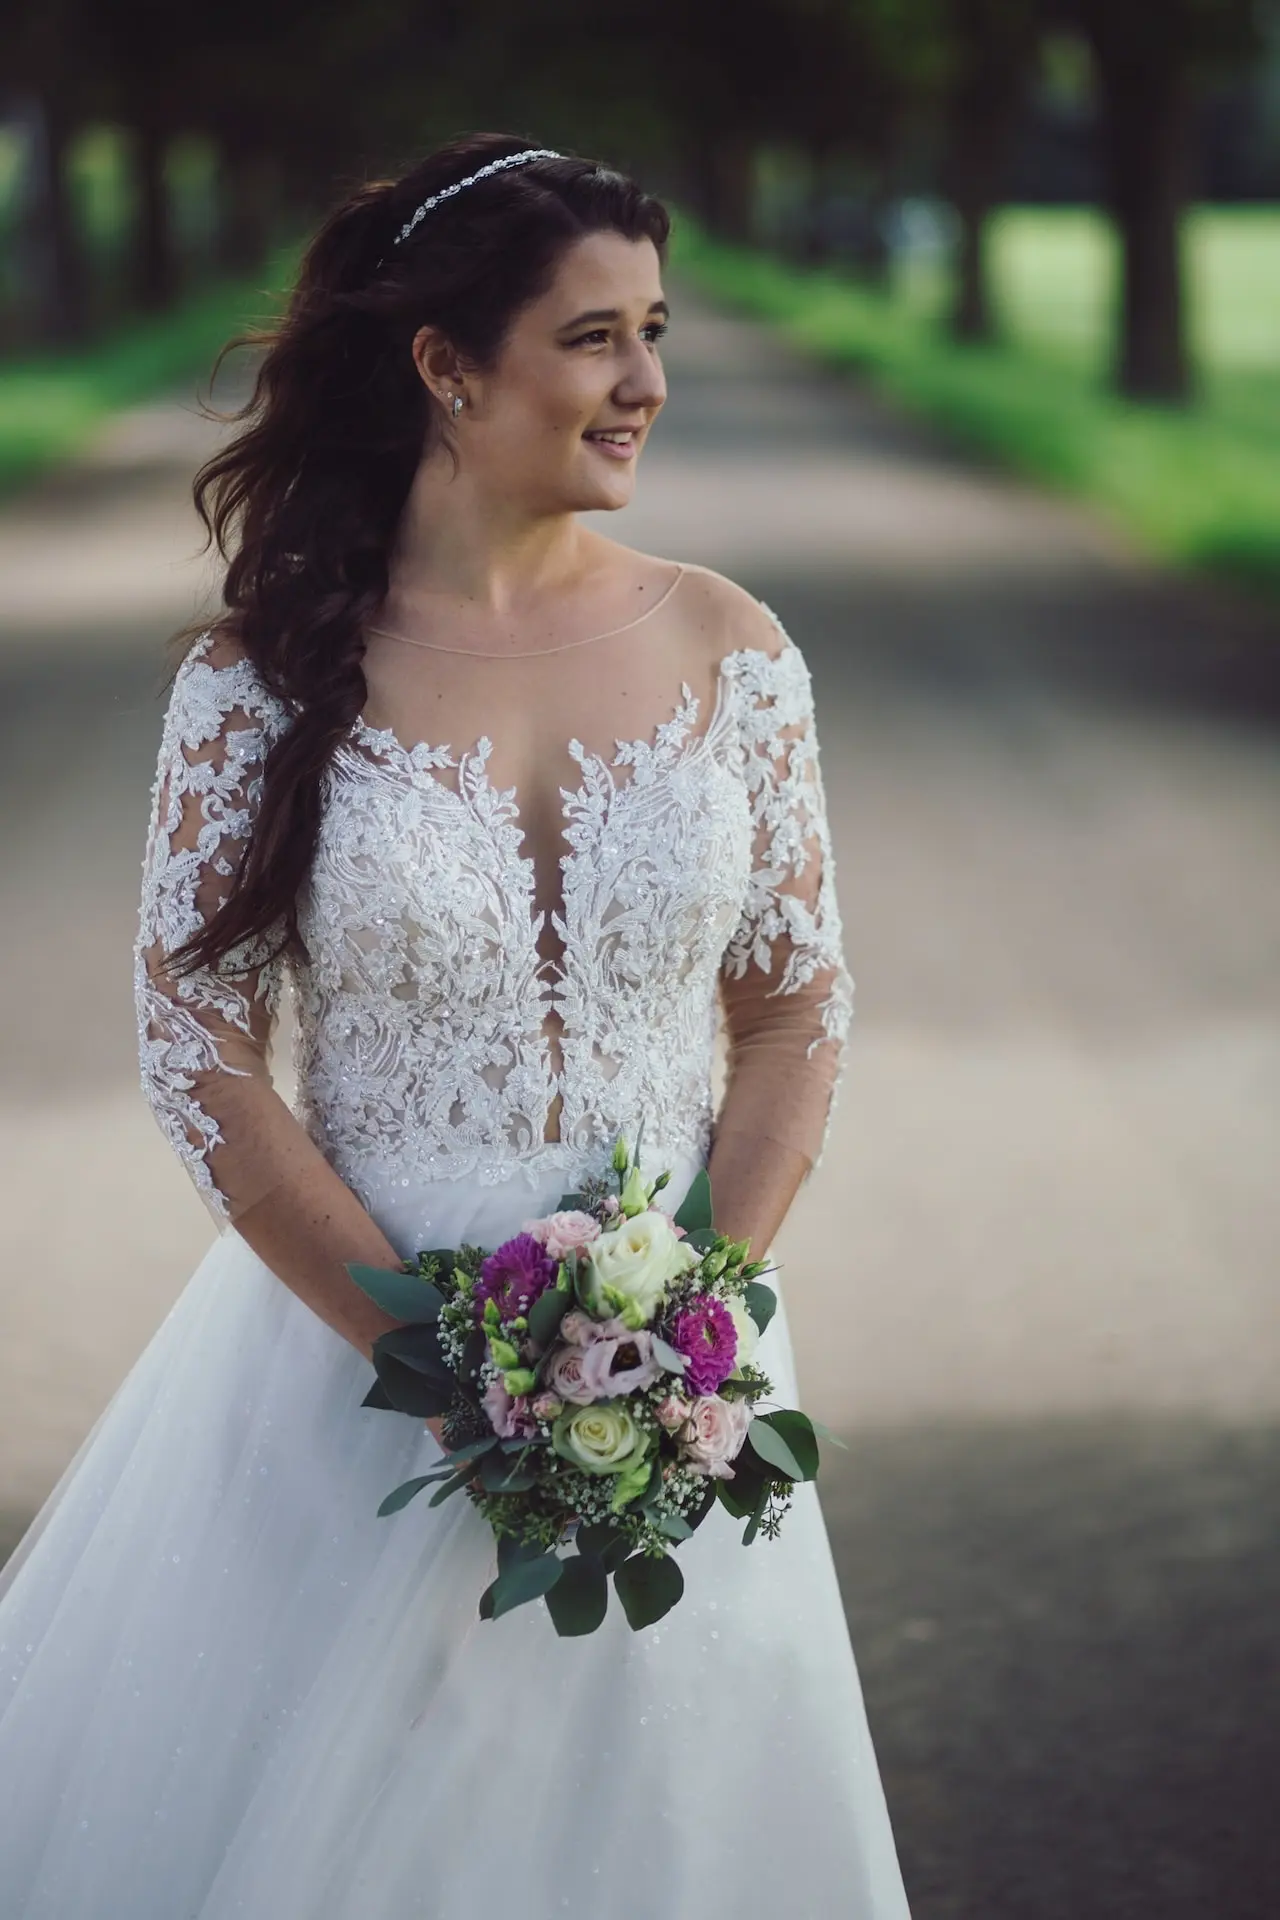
[614,334,667,413]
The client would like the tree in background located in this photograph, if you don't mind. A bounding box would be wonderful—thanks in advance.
[1064,0,1263,400]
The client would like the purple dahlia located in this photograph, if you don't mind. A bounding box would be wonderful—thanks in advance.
[473,1232,558,1322]
[668,1294,738,1394]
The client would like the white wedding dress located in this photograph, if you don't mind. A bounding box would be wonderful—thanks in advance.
[0,560,909,1917]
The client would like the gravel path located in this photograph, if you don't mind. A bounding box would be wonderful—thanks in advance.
[2,280,1277,1916]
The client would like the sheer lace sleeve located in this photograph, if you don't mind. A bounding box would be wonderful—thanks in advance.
[134,628,297,1228]
[716,602,854,1177]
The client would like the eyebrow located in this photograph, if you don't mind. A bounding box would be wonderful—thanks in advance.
[559,299,670,330]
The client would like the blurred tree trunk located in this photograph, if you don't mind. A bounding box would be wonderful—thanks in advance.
[215,133,277,274]
[23,90,92,347]
[944,0,1041,344]
[131,111,178,312]
[687,128,757,242]
[1091,34,1194,400]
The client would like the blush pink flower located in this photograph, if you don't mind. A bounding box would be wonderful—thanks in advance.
[521,1210,602,1262]
[482,1377,538,1440]
[679,1395,751,1479]
[545,1343,598,1407]
[578,1318,663,1399]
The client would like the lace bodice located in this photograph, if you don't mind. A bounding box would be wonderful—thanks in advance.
[134,569,853,1232]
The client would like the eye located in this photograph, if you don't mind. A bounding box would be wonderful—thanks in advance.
[570,321,670,348]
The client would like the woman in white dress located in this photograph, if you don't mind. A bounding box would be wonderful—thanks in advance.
[0,134,910,1917]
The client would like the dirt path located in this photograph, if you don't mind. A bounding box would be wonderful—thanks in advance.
[2,281,1277,1916]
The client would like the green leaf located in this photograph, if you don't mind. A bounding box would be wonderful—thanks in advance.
[743,1280,777,1337]
[576,1522,631,1573]
[497,1533,548,1576]
[555,1191,588,1213]
[375,1324,453,1382]
[746,1416,805,1481]
[479,1452,540,1494]
[528,1286,572,1348]
[426,1462,480,1507]
[544,1552,609,1636]
[488,1553,565,1620]
[344,1262,447,1324]
[742,1479,771,1546]
[371,1353,454,1418]
[714,1456,767,1518]
[649,1335,689,1375]
[685,1479,719,1531]
[683,1226,719,1254]
[361,1378,394,1410]
[654,1509,694,1542]
[672,1167,714,1234]
[438,1435,498,1466]
[377,1472,456,1517]
[806,1415,849,1450]
[756,1409,820,1480]
[459,1328,487,1384]
[478,1579,497,1620]
[614,1551,685,1630]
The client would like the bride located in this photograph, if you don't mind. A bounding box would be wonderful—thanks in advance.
[0,134,910,1917]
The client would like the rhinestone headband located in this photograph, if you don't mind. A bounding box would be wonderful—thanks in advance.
[390,148,563,254]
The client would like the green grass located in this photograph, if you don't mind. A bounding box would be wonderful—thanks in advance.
[0,240,300,499]
[670,205,1280,596]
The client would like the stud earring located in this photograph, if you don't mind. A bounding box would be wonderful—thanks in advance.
[446,391,464,417]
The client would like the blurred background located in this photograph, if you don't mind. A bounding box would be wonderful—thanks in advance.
[1,3,1278,1915]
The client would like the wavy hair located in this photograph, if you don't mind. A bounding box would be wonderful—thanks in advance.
[164,131,670,977]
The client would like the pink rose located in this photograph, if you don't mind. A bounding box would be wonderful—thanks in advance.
[521,1210,602,1262]
[545,1343,598,1407]
[531,1392,563,1421]
[655,1393,693,1433]
[602,1195,621,1216]
[558,1309,599,1348]
[578,1318,663,1399]
[679,1395,751,1479]
[482,1377,538,1440]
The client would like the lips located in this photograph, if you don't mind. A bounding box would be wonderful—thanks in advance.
[583,428,639,460]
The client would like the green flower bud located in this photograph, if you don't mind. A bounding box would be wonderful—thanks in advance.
[619,1165,650,1217]
[702,1247,728,1279]
[555,1259,573,1293]
[727,1238,751,1266]
[612,1137,630,1174]
[510,1315,528,1332]
[502,1368,537,1397]
[650,1169,671,1192]
[609,1451,654,1512]
[482,1298,500,1326]
[488,1336,520,1370]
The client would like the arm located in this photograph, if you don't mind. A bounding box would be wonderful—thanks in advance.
[708,601,853,1254]
[135,630,409,1366]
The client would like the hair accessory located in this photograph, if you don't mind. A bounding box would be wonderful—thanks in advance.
[391,148,562,253]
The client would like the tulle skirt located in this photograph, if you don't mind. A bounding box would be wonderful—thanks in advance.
[0,1153,910,1918]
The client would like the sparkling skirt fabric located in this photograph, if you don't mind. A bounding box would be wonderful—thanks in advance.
[0,1157,910,1918]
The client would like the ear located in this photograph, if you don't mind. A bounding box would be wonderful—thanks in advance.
[411,324,465,397]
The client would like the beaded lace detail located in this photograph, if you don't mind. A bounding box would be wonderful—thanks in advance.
[134,604,853,1227]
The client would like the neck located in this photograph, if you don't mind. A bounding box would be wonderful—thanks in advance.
[384,450,596,622]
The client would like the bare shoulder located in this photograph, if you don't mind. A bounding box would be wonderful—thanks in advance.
[669,561,793,666]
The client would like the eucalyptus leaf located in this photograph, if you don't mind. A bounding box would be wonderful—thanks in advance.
[577,1522,631,1574]
[756,1409,820,1480]
[361,1378,394,1410]
[614,1551,685,1630]
[654,1509,694,1543]
[528,1286,572,1348]
[742,1480,770,1546]
[375,1324,452,1381]
[683,1226,719,1254]
[479,1453,540,1494]
[371,1354,454,1419]
[649,1335,689,1375]
[377,1472,455,1517]
[742,1280,777,1337]
[544,1551,609,1636]
[488,1553,565,1619]
[437,1435,498,1466]
[344,1262,446,1324]
[806,1415,849,1450]
[459,1329,487,1384]
[497,1533,548,1576]
[427,1461,481,1507]
[746,1417,805,1481]
[672,1167,713,1234]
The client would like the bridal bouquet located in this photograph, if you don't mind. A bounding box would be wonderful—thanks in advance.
[346,1127,835,1637]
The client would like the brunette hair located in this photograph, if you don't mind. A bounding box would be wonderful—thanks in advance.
[164,131,669,977]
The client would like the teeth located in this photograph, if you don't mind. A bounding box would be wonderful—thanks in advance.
[588,431,633,443]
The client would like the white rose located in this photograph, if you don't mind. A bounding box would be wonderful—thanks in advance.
[679,1395,751,1479]
[580,1210,698,1329]
[552,1403,648,1475]
[726,1296,761,1374]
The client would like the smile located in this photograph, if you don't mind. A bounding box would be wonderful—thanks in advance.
[583,429,639,461]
